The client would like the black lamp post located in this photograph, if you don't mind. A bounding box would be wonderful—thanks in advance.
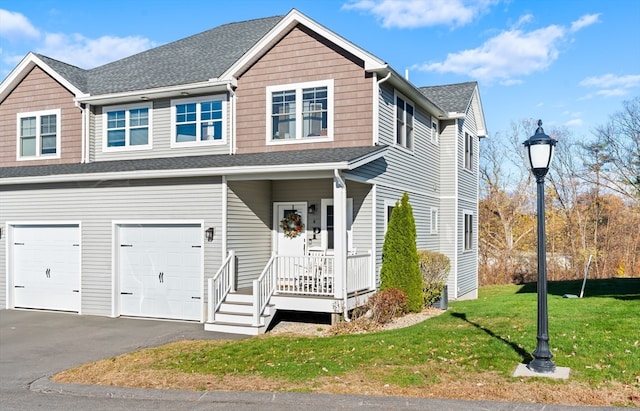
[523,120,558,374]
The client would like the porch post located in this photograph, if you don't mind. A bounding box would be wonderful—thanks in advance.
[333,170,347,300]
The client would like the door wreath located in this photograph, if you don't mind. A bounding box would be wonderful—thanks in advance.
[280,211,304,238]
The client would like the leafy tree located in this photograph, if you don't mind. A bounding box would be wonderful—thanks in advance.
[380,193,423,312]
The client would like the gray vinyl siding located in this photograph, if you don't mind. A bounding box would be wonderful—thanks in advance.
[356,83,447,287]
[227,180,273,288]
[347,181,373,254]
[458,198,478,297]
[0,177,223,316]
[457,102,479,299]
[93,94,231,162]
[0,228,5,307]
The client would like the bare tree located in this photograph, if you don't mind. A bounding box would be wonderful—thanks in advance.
[587,96,640,200]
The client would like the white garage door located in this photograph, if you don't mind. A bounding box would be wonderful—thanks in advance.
[118,224,203,321]
[12,224,81,312]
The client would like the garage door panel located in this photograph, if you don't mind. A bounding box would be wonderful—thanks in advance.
[119,224,202,321]
[12,225,81,312]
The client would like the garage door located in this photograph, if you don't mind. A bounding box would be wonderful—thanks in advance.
[118,224,203,321]
[12,224,81,312]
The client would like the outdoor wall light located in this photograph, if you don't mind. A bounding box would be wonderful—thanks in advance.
[205,227,215,242]
[523,119,557,374]
[308,204,316,214]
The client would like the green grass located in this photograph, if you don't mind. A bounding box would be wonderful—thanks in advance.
[158,278,640,387]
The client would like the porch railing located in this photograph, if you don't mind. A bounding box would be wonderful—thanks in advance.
[274,254,335,296]
[346,250,371,294]
[253,253,277,327]
[207,250,235,323]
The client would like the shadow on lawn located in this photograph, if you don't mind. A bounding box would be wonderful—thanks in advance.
[515,277,640,300]
[451,312,533,364]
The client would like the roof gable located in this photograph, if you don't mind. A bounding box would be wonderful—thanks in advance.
[0,53,86,102]
[419,82,487,136]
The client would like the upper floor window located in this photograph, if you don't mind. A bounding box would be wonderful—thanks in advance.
[17,109,61,160]
[103,103,151,150]
[266,80,333,144]
[464,132,474,170]
[431,118,439,145]
[395,94,414,150]
[171,96,225,147]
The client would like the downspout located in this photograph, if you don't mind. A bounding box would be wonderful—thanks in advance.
[334,169,350,322]
[373,71,392,145]
[227,83,236,154]
[75,101,87,163]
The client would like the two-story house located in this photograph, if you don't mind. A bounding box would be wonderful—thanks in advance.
[0,9,486,335]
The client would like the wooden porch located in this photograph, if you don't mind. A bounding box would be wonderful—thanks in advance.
[204,250,375,335]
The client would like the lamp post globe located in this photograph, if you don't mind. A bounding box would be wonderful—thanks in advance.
[523,120,557,373]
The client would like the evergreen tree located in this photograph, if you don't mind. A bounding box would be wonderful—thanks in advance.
[380,192,423,312]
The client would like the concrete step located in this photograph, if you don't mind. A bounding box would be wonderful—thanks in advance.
[204,321,266,336]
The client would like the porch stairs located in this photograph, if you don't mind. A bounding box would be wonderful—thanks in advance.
[204,290,276,336]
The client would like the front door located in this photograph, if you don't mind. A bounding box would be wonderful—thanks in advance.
[274,203,307,256]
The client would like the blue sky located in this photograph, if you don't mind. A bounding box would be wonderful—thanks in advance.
[1,0,639,142]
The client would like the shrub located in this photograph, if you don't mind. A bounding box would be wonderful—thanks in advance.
[380,193,423,312]
[365,288,408,324]
[417,250,450,306]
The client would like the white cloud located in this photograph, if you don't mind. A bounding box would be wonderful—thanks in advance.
[565,118,583,127]
[570,13,601,33]
[37,32,155,69]
[342,0,499,29]
[415,24,565,83]
[579,73,640,88]
[0,9,40,40]
[579,73,640,98]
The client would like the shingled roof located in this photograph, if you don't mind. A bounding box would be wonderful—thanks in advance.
[418,81,477,114]
[34,15,283,96]
[0,146,386,180]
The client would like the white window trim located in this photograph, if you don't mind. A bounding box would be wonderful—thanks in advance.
[320,198,353,253]
[102,102,152,152]
[430,207,439,234]
[463,210,474,252]
[16,109,61,161]
[266,79,334,145]
[464,131,474,171]
[394,91,414,152]
[170,95,227,148]
[431,117,439,145]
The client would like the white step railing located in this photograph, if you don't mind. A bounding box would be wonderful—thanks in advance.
[253,253,277,326]
[207,250,235,323]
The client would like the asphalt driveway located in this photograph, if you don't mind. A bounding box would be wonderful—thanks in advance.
[0,309,627,411]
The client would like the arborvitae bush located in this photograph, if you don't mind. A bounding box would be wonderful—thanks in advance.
[380,193,423,312]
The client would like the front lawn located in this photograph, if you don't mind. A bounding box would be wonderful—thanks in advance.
[54,278,640,407]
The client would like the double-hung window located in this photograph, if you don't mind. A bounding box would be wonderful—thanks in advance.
[17,109,61,160]
[395,94,414,150]
[267,80,333,144]
[464,132,474,170]
[103,103,151,150]
[171,96,225,146]
[464,211,474,251]
[430,207,439,234]
[431,118,439,145]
